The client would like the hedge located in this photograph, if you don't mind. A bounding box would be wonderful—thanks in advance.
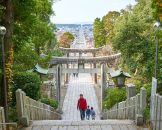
[103,87,126,109]
[12,72,41,104]
[40,97,58,109]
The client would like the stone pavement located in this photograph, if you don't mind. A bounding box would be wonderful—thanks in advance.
[62,73,100,120]
[20,120,149,130]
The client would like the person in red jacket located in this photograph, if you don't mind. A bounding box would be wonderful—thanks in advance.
[77,94,87,120]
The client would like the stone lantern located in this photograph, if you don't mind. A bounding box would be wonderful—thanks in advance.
[110,69,131,87]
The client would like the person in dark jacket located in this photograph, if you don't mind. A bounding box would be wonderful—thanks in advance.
[91,107,96,120]
[77,94,87,120]
[86,106,91,120]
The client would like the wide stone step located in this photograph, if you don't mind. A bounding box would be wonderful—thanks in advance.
[20,120,149,130]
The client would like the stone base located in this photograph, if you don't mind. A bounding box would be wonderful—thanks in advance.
[56,108,63,114]
[20,116,29,127]
[136,114,144,126]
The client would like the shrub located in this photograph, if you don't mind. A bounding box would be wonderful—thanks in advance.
[157,82,162,95]
[8,106,18,122]
[12,72,41,104]
[143,105,150,123]
[103,87,126,109]
[40,97,58,109]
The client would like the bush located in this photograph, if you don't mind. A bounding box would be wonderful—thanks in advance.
[143,105,150,123]
[12,72,41,104]
[40,97,58,109]
[8,106,18,122]
[144,84,151,102]
[103,87,126,109]
[157,82,162,95]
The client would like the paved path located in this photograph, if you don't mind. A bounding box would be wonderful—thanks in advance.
[19,26,149,130]
[62,73,100,120]
[21,120,148,130]
[62,26,100,120]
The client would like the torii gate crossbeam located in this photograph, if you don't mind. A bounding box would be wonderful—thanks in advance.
[50,53,121,65]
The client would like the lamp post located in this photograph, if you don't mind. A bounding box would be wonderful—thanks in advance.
[0,26,8,122]
[154,21,161,79]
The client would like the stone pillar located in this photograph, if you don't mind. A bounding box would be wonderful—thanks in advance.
[93,53,97,84]
[140,87,147,113]
[65,53,69,83]
[79,52,81,58]
[56,65,62,113]
[16,89,29,126]
[0,107,6,130]
[126,83,136,99]
[52,71,56,99]
[101,64,107,110]
[90,63,92,69]
[90,63,92,76]
[136,87,147,126]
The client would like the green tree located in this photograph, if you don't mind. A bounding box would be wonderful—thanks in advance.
[102,11,120,44]
[93,18,106,47]
[0,0,59,108]
[0,0,14,105]
[112,0,157,82]
[151,0,162,22]
[13,0,56,54]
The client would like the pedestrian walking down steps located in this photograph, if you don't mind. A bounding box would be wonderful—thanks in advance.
[77,94,87,120]
[91,107,96,120]
[86,106,91,120]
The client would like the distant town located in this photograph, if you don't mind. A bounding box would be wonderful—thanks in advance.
[55,24,94,48]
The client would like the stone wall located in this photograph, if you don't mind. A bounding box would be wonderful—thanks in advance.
[16,89,61,126]
[102,87,147,125]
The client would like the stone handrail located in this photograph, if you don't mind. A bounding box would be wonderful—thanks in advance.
[102,87,147,126]
[152,94,162,130]
[16,89,61,126]
[0,107,5,130]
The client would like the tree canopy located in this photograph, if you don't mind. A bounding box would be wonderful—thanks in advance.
[0,0,60,108]
[59,32,75,48]
[93,18,106,47]
[93,0,162,83]
[102,11,120,43]
[112,0,160,82]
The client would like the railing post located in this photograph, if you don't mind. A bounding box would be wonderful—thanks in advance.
[126,83,136,98]
[136,87,147,126]
[0,107,6,130]
[16,89,29,126]
[101,64,106,111]
[140,87,147,114]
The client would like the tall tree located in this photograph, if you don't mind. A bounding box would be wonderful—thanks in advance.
[112,0,157,81]
[93,18,106,47]
[102,11,120,44]
[0,0,14,121]
[0,0,58,106]
[59,32,74,48]
[0,0,14,104]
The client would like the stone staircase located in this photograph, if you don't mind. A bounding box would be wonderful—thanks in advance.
[19,120,149,130]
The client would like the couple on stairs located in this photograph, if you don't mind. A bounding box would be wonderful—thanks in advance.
[77,94,96,120]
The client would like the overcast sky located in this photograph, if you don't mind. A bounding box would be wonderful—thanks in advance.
[51,0,136,24]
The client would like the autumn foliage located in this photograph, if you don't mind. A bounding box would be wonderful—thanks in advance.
[59,32,75,48]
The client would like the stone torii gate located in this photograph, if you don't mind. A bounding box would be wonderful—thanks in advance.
[49,53,121,111]
[59,47,103,84]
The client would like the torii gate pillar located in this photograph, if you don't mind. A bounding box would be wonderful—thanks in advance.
[65,53,69,83]
[56,64,63,113]
[93,53,97,84]
[101,64,107,110]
